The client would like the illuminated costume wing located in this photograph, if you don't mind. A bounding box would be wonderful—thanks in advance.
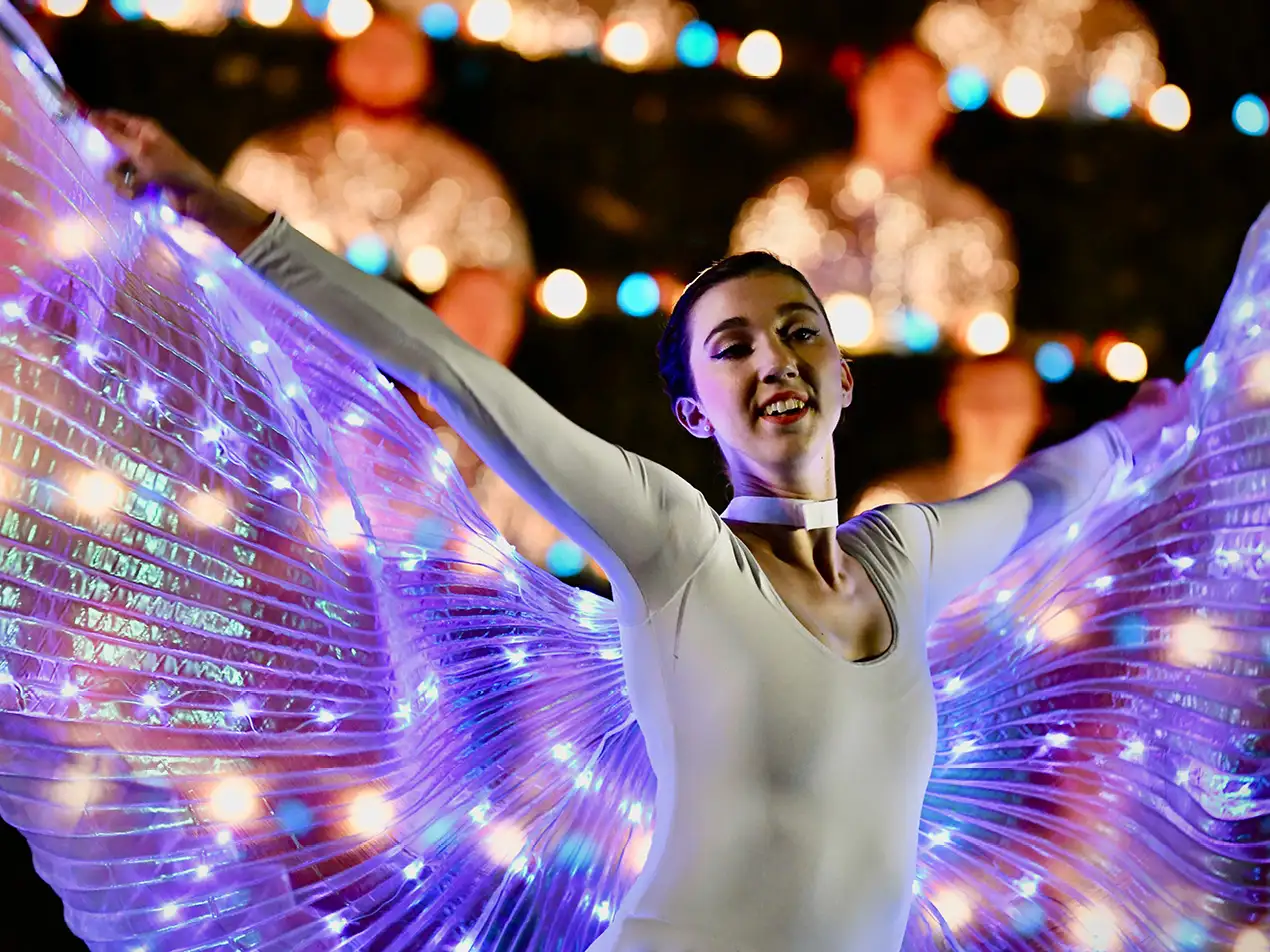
[0,9,1266,952]
[911,207,1270,950]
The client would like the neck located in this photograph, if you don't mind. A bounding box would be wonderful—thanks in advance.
[854,134,933,180]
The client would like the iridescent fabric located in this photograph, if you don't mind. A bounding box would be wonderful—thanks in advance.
[0,10,1267,952]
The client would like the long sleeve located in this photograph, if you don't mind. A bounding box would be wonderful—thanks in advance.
[240,215,717,618]
[908,421,1133,622]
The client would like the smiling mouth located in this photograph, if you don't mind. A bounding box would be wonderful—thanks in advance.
[759,398,811,424]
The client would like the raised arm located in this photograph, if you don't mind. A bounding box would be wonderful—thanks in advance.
[241,216,716,614]
[93,112,718,619]
[913,421,1134,620]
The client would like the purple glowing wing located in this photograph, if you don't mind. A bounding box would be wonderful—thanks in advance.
[0,19,647,952]
[910,209,1270,949]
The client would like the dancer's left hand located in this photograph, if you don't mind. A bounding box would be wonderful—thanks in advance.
[1110,378,1189,461]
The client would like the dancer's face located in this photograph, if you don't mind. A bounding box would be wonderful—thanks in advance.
[675,272,852,479]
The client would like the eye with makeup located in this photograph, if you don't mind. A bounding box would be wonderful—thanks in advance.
[711,325,820,361]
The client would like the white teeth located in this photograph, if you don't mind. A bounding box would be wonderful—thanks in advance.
[762,398,806,416]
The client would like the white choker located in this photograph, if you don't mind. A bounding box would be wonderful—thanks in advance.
[721,496,839,530]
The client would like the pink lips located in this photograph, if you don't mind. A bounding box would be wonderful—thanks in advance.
[761,405,810,426]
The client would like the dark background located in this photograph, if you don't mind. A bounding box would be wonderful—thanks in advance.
[5,0,1270,946]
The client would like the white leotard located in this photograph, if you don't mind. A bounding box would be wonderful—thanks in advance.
[244,217,1132,952]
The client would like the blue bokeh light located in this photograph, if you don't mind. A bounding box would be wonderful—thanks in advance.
[547,540,587,578]
[1008,901,1046,937]
[1089,78,1132,119]
[346,235,391,276]
[277,798,314,836]
[1035,341,1075,383]
[947,67,990,112]
[301,0,330,18]
[420,3,460,40]
[902,310,940,353]
[616,272,660,317]
[676,21,719,69]
[110,0,144,20]
[1233,94,1269,137]
[1184,347,1203,373]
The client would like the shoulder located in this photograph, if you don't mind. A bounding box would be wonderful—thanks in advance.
[840,503,933,564]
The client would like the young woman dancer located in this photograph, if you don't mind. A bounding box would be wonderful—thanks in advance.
[96,111,1183,952]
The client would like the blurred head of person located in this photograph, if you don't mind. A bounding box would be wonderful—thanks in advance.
[943,353,1046,469]
[658,253,853,497]
[333,16,432,113]
[853,43,950,177]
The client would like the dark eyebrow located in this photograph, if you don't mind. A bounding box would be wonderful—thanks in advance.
[703,303,819,347]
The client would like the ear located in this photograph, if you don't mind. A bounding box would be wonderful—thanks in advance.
[674,395,714,440]
[840,359,854,410]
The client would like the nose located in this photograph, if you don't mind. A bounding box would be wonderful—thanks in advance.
[757,337,799,383]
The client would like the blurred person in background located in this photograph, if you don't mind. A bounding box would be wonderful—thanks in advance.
[732,42,1016,359]
[855,352,1047,511]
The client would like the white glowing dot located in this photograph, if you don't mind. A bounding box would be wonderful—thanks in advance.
[201,425,223,442]
[231,699,250,717]
[323,500,362,548]
[317,709,336,724]
[995,588,1014,603]
[159,903,178,921]
[1071,902,1120,952]
[0,671,12,685]
[343,411,366,427]
[964,310,1010,356]
[1045,731,1072,748]
[737,30,782,79]
[551,743,573,762]
[943,676,964,695]
[51,218,97,258]
[928,828,952,847]
[932,887,973,932]
[627,802,644,823]
[1175,767,1190,785]
[603,21,651,68]
[1016,876,1039,898]
[1247,354,1270,403]
[598,646,621,661]
[593,899,613,922]
[142,693,161,709]
[1104,341,1148,382]
[1000,67,1048,118]
[249,340,269,355]
[43,0,87,15]
[349,789,393,836]
[403,858,425,879]
[537,269,588,320]
[1148,85,1191,131]
[504,647,528,667]
[60,681,79,698]
[482,820,527,865]
[1093,575,1114,591]
[327,914,349,934]
[469,801,491,824]
[453,936,476,952]
[1043,608,1082,642]
[76,341,98,360]
[1171,616,1220,665]
[215,829,232,845]
[72,471,124,517]
[623,828,653,875]
[284,383,301,399]
[209,776,257,824]
[1,301,24,320]
[1066,523,1081,541]
[138,384,158,404]
[188,491,229,528]
[1121,739,1146,761]
[244,0,291,27]
[825,292,875,348]
[195,864,210,878]
[951,738,976,756]
[269,475,293,491]
[403,245,450,292]
[1234,929,1270,952]
[324,0,371,35]
[467,0,512,42]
